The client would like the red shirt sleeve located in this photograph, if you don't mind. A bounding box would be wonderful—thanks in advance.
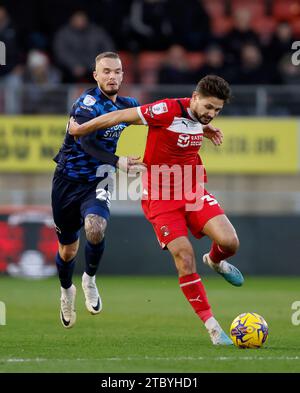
[137,99,178,127]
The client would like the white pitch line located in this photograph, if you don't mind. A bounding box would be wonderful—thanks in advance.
[1,356,300,363]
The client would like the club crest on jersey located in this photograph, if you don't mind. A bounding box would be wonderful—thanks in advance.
[151,102,168,115]
[160,225,170,237]
[83,95,96,106]
[177,134,190,148]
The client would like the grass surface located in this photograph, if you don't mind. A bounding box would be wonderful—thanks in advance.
[0,275,299,373]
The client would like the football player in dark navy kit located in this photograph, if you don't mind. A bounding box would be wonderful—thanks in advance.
[52,52,142,328]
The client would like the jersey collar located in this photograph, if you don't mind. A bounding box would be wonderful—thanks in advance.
[187,107,198,122]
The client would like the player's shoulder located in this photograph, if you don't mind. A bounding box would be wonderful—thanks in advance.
[76,87,100,106]
[74,87,99,112]
[149,98,187,116]
[117,95,139,108]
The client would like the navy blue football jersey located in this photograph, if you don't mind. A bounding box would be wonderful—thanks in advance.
[54,87,139,183]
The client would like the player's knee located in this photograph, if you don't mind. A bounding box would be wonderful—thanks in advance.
[59,246,77,262]
[219,233,240,254]
[173,249,195,275]
[84,214,107,245]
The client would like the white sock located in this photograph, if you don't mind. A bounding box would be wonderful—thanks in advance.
[204,316,221,332]
[61,285,73,297]
[83,272,95,282]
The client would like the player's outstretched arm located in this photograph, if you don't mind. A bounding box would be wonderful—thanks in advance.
[68,108,142,136]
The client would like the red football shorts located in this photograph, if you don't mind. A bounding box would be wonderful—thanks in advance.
[141,189,224,249]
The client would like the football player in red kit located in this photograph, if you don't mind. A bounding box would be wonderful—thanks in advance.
[69,75,244,345]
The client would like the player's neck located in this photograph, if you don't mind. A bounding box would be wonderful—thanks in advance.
[99,87,118,103]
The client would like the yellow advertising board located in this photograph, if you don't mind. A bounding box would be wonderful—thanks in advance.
[117,118,299,174]
[0,116,298,173]
[0,116,67,172]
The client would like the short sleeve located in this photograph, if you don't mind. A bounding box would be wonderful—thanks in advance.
[71,94,98,124]
[137,99,175,127]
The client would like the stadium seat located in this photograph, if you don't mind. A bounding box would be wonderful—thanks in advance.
[251,16,277,37]
[137,51,165,85]
[118,51,135,84]
[231,0,266,18]
[211,17,233,36]
[291,18,300,37]
[202,0,226,17]
[273,0,300,21]
[186,52,205,70]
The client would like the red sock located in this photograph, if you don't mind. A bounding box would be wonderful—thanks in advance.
[179,273,212,323]
[209,241,235,264]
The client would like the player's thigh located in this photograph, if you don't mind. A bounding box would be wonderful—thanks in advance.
[186,190,224,239]
[51,175,83,245]
[144,207,188,250]
[202,214,239,248]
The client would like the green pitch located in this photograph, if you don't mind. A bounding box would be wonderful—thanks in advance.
[0,275,299,373]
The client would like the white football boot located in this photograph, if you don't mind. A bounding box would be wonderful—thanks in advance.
[82,272,102,314]
[205,317,233,345]
[60,284,76,329]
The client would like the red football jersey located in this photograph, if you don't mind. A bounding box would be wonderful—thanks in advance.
[137,98,207,207]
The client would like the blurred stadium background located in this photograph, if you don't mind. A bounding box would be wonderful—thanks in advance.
[0,0,300,278]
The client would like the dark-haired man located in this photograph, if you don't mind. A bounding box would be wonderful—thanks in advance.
[69,75,244,345]
[52,52,142,328]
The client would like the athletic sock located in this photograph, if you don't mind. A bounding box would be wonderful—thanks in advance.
[84,238,105,277]
[204,316,221,332]
[55,252,75,289]
[209,241,235,264]
[179,273,213,323]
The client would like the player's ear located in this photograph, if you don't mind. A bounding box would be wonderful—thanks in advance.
[93,70,97,81]
[191,91,199,103]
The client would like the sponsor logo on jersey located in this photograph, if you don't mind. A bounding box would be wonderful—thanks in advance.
[83,95,96,106]
[177,133,203,148]
[177,134,190,148]
[151,102,168,115]
[103,124,126,138]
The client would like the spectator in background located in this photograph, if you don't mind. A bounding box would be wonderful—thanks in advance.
[223,8,260,65]
[167,0,211,51]
[278,54,300,85]
[158,45,194,84]
[267,21,295,65]
[23,50,61,85]
[0,6,22,113]
[233,43,277,84]
[22,50,63,114]
[128,0,172,51]
[195,45,235,83]
[53,10,115,82]
[0,6,20,79]
[91,0,132,51]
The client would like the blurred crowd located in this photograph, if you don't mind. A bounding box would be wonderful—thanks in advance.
[1,0,300,87]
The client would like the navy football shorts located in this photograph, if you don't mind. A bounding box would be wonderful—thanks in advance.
[51,173,111,245]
